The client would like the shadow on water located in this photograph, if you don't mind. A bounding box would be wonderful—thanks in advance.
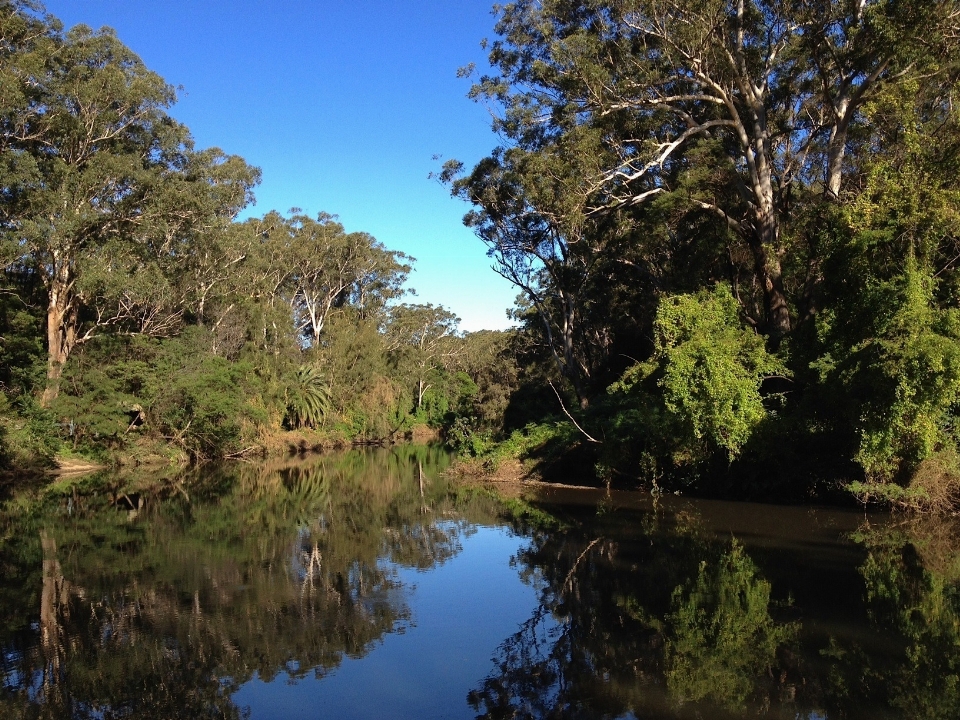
[1,452,959,719]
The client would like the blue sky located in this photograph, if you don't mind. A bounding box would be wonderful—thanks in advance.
[42,0,518,332]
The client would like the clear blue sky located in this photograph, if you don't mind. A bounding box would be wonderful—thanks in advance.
[42,0,518,332]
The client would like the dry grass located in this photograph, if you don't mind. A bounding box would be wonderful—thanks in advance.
[448,456,531,487]
[907,449,960,514]
[257,427,349,456]
[406,425,440,442]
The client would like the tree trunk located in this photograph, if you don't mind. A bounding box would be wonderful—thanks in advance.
[41,269,77,407]
[530,290,589,408]
[562,334,588,409]
[40,530,70,699]
[749,152,792,337]
[826,98,854,199]
[560,294,590,409]
[826,121,848,198]
[749,230,791,337]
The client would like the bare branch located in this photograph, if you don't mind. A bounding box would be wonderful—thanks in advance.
[548,381,600,444]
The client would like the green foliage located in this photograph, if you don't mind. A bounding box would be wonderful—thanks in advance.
[0,294,45,396]
[0,280,55,469]
[848,448,960,513]
[596,285,786,484]
[460,420,578,475]
[811,81,960,482]
[147,341,266,459]
[446,417,495,457]
[0,393,59,469]
[0,6,260,406]
[386,302,461,413]
[259,210,411,348]
[846,266,960,479]
[654,285,786,459]
[440,331,526,455]
[5,0,960,500]
[48,331,268,460]
[319,316,391,412]
[665,541,797,710]
[439,0,960,500]
[51,339,142,450]
[852,521,960,719]
[448,330,521,433]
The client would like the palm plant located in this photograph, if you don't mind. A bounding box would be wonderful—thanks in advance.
[285,365,331,429]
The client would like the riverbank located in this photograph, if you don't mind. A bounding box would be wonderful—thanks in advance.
[1,422,444,488]
[448,419,960,515]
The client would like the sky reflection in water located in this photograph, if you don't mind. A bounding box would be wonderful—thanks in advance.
[234,526,542,720]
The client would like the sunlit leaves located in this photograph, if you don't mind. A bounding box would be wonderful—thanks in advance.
[654,284,787,459]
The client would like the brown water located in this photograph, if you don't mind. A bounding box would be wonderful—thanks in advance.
[1,446,957,719]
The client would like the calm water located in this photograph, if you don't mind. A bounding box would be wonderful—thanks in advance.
[1,446,958,719]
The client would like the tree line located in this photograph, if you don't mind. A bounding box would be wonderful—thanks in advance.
[6,0,960,508]
[0,0,519,468]
[442,0,960,506]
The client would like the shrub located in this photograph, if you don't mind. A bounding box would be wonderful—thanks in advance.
[654,285,787,459]
[600,285,786,484]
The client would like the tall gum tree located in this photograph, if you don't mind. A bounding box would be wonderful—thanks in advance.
[458,0,958,338]
[0,8,257,405]
[259,211,411,349]
[446,127,614,407]
[386,303,461,411]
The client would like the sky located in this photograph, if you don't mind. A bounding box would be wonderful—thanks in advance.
[42,0,518,332]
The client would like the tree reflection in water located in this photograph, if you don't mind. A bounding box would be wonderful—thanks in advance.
[469,499,960,720]
[831,517,960,720]
[664,541,797,711]
[468,504,800,720]
[0,445,488,719]
[4,459,960,719]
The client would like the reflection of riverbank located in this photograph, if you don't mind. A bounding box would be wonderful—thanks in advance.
[467,494,960,720]
[2,450,958,719]
[0,424,443,490]
[0,446,475,717]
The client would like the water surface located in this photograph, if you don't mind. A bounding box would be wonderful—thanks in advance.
[1,446,957,719]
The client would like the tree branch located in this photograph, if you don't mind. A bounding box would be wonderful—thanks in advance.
[548,380,600,444]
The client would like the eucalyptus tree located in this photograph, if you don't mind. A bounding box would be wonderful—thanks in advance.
[454,0,959,343]
[264,210,410,348]
[159,152,260,324]
[189,222,261,356]
[454,329,522,427]
[386,303,461,412]
[809,76,960,480]
[444,128,625,406]
[0,5,258,405]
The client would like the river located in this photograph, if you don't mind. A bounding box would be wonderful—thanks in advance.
[1,445,957,719]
